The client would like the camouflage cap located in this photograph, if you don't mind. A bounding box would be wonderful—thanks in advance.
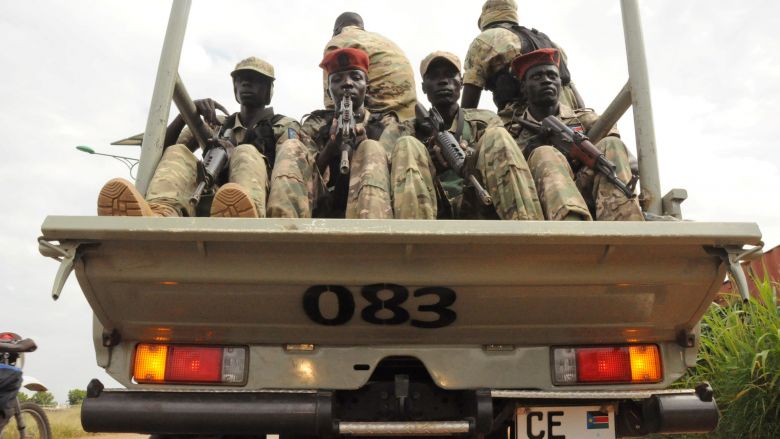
[478,0,518,30]
[420,51,462,77]
[231,56,275,80]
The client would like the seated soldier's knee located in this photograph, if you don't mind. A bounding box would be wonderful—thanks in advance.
[480,126,523,159]
[234,143,261,155]
[231,144,265,164]
[482,126,514,144]
[162,143,196,160]
[354,139,387,162]
[596,136,629,157]
[527,145,566,169]
[392,136,428,162]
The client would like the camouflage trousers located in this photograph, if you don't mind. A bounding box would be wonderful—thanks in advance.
[526,137,644,221]
[147,144,269,217]
[391,136,437,219]
[393,128,543,220]
[267,139,393,219]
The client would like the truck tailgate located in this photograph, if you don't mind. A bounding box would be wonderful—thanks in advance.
[40,217,760,346]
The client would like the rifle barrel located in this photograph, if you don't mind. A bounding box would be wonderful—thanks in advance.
[173,75,215,152]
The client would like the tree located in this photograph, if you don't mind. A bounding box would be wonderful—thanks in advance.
[30,391,55,406]
[16,391,30,403]
[67,388,87,406]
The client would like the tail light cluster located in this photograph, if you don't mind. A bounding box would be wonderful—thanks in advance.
[133,343,246,385]
[553,344,662,385]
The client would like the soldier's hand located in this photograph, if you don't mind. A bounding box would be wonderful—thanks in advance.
[430,144,450,173]
[194,99,229,126]
[325,118,344,161]
[354,123,368,145]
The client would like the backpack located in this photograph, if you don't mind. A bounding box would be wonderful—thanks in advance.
[488,24,572,109]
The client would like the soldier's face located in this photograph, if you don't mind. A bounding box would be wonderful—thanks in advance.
[233,71,272,107]
[522,64,561,107]
[422,60,462,108]
[329,69,367,111]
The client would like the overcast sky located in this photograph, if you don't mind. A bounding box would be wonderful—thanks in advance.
[1,1,778,403]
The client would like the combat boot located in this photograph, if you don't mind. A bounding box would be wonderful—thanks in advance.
[97,178,179,217]
[210,183,259,218]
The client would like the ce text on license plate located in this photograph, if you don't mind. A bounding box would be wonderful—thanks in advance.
[517,406,615,439]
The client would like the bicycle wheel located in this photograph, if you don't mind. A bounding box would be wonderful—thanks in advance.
[0,402,51,439]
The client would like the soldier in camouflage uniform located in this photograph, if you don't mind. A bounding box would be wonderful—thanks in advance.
[97,57,300,218]
[506,49,643,221]
[321,12,417,121]
[402,51,543,220]
[461,0,582,115]
[268,48,419,219]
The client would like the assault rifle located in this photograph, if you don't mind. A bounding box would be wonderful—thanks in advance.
[519,116,637,198]
[416,104,492,206]
[190,142,230,206]
[337,95,357,175]
[169,75,233,207]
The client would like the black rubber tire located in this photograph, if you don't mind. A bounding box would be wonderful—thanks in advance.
[3,402,52,439]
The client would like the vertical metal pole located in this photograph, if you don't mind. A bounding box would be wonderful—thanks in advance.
[135,0,191,196]
[621,0,662,214]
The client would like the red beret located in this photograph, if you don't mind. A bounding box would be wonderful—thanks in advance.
[511,48,561,80]
[320,48,370,75]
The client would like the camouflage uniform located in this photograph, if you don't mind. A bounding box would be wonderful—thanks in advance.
[267,110,416,219]
[322,26,417,121]
[403,108,543,220]
[146,108,299,217]
[463,0,579,112]
[507,104,643,221]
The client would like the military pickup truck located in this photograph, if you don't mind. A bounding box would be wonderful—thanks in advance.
[38,1,762,438]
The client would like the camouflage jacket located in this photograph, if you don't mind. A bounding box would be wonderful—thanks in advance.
[463,27,525,90]
[177,107,300,168]
[322,26,417,121]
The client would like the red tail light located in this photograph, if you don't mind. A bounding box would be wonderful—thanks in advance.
[576,347,632,383]
[166,346,222,383]
[133,343,246,385]
[553,344,662,385]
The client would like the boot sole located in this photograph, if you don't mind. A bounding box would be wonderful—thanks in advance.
[97,179,153,216]
[211,184,258,218]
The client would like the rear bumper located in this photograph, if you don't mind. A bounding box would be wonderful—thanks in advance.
[82,380,334,436]
[82,380,718,437]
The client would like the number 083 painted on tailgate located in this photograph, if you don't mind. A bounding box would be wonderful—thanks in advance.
[302,284,457,328]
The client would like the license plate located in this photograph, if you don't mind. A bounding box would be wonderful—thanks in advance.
[516,405,615,439]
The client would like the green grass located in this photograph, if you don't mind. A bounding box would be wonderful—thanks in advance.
[47,406,91,439]
[654,275,779,438]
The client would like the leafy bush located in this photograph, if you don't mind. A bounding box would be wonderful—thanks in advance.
[67,389,86,406]
[29,391,55,407]
[668,275,779,438]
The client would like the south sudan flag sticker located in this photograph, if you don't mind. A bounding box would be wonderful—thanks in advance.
[586,411,609,429]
